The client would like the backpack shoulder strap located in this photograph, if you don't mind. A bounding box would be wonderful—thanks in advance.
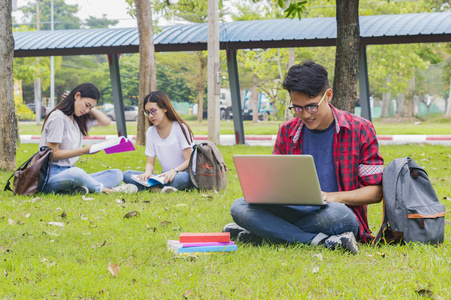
[372,198,388,245]
[188,144,198,188]
[4,149,41,192]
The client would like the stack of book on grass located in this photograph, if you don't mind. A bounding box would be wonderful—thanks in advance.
[168,232,237,254]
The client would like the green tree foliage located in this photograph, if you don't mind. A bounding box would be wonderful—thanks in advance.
[18,0,82,30]
[13,26,62,104]
[85,14,119,29]
[155,52,204,104]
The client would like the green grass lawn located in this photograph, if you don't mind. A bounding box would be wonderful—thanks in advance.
[1,143,450,298]
[18,115,451,136]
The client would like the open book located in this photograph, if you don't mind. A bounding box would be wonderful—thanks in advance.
[131,174,165,187]
[89,136,135,154]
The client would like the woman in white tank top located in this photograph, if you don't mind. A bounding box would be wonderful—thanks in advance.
[123,91,195,193]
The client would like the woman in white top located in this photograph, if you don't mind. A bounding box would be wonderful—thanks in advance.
[123,91,194,192]
[40,83,137,194]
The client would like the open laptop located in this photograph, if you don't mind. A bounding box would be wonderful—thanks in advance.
[233,155,326,206]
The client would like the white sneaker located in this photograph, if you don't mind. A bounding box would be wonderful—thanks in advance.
[161,186,178,194]
[323,232,359,254]
[113,184,138,194]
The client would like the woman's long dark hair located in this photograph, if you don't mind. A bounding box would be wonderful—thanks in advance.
[144,91,194,144]
[42,83,100,136]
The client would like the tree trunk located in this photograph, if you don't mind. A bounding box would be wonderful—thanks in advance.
[380,78,391,118]
[285,48,295,121]
[197,52,206,122]
[333,0,360,113]
[401,75,415,117]
[207,0,221,144]
[445,80,451,117]
[34,77,41,125]
[0,0,17,170]
[197,88,204,122]
[34,0,41,126]
[135,0,157,146]
[251,74,259,123]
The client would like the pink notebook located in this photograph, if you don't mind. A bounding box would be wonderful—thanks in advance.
[90,136,135,154]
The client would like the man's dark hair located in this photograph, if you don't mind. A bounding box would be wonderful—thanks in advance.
[282,60,330,98]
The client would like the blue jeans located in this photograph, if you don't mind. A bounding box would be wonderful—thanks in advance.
[123,170,193,191]
[230,198,359,244]
[45,165,123,194]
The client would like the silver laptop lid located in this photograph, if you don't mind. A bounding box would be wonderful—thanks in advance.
[233,155,325,206]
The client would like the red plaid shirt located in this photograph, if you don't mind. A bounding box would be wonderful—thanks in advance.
[273,104,384,242]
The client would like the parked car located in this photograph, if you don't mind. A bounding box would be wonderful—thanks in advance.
[106,106,139,121]
[26,103,47,119]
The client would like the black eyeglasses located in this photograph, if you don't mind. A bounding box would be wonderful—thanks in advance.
[144,108,157,117]
[288,90,328,114]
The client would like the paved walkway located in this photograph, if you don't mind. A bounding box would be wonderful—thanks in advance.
[19,134,451,146]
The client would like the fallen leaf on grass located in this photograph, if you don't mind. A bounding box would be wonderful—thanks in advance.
[61,211,67,218]
[376,252,386,258]
[124,211,139,218]
[183,289,195,299]
[8,219,16,225]
[108,263,120,278]
[40,258,56,267]
[82,195,95,201]
[201,194,212,199]
[312,254,323,261]
[161,220,171,226]
[48,222,64,227]
[31,197,41,203]
[312,265,320,274]
[416,289,434,298]
[47,229,59,236]
[115,198,126,204]
[25,213,31,218]
[146,224,157,232]
[0,246,11,253]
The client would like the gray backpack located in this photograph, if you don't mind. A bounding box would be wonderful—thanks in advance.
[373,157,446,245]
[188,141,227,191]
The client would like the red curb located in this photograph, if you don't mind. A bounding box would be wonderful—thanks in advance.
[83,136,107,140]
[194,135,208,140]
[426,136,451,141]
[245,135,273,140]
[376,135,393,140]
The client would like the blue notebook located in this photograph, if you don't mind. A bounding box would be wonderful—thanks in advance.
[131,174,165,187]
[167,240,237,253]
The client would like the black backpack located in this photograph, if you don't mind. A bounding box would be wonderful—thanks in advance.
[373,157,447,245]
[188,141,227,191]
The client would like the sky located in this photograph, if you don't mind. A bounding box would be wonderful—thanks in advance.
[13,0,138,28]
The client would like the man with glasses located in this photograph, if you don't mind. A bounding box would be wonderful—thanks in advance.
[223,60,384,254]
